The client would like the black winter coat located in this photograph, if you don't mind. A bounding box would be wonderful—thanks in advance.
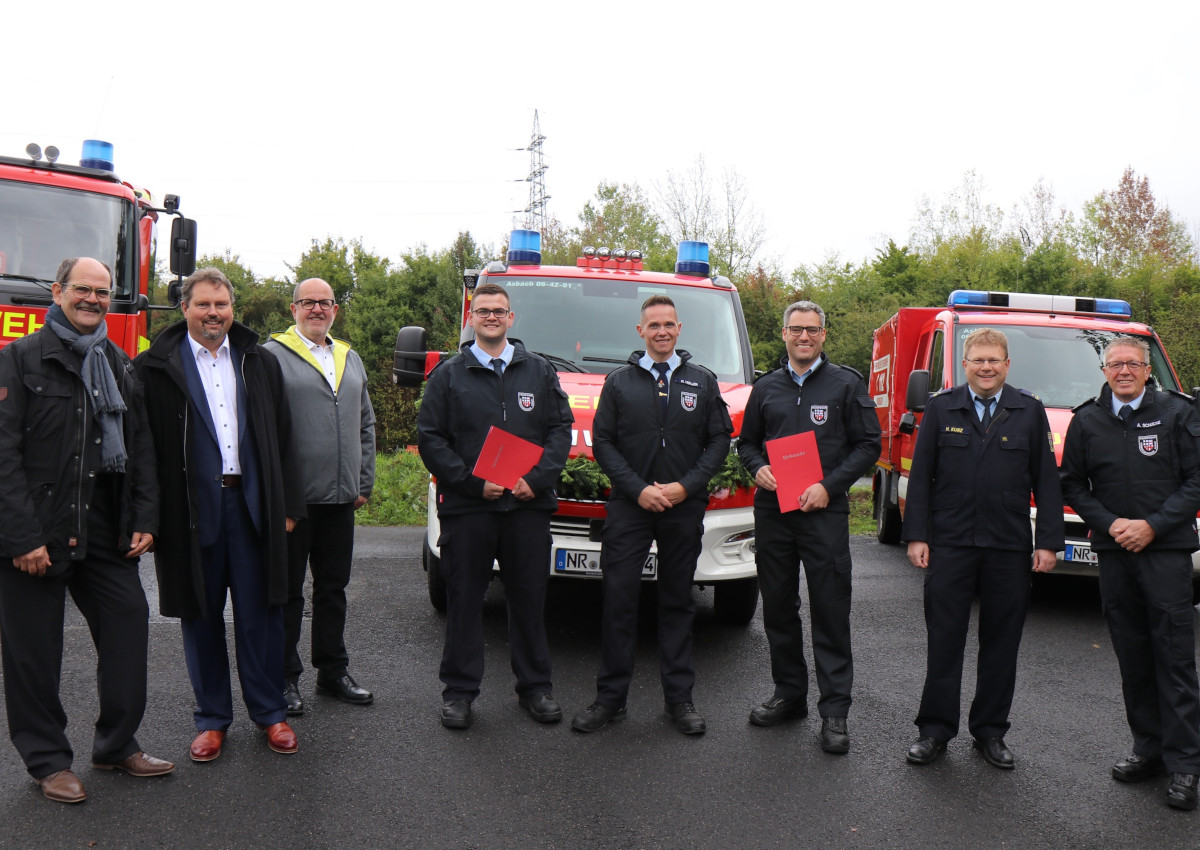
[135,321,303,618]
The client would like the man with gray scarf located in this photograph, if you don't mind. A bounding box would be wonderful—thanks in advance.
[0,257,171,804]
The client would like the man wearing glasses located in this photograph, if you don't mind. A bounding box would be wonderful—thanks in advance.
[417,282,572,729]
[1062,336,1200,811]
[738,301,880,754]
[0,257,173,803]
[264,278,376,715]
[903,328,1063,770]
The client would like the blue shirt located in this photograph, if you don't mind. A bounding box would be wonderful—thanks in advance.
[971,387,1003,422]
[639,351,681,382]
[470,341,514,372]
[787,357,823,387]
[1110,389,1146,416]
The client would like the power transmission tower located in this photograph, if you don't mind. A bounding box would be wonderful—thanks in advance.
[524,110,550,235]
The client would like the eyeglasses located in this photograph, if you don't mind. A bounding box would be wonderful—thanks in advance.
[64,283,111,301]
[294,299,336,310]
[784,325,824,337]
[473,308,510,318]
[1103,360,1149,371]
[965,358,1007,366]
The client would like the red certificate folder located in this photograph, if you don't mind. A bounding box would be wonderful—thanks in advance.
[765,431,824,513]
[471,426,544,491]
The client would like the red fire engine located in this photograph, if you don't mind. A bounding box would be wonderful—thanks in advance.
[394,230,760,623]
[0,139,197,355]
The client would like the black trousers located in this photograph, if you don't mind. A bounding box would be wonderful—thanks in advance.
[0,494,148,779]
[754,506,853,718]
[438,510,553,702]
[596,498,706,707]
[1099,548,1200,774]
[915,546,1031,741]
[284,502,356,684]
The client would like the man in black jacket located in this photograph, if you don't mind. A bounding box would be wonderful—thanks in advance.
[0,257,172,804]
[571,295,732,735]
[902,328,1063,770]
[417,282,573,730]
[136,268,304,762]
[1062,336,1200,811]
[738,300,880,754]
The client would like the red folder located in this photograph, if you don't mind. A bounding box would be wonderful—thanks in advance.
[765,431,824,513]
[471,426,545,491]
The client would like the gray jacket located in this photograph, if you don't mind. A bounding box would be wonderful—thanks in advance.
[265,327,376,505]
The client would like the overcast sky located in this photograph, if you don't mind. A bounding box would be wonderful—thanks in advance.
[7,1,1197,281]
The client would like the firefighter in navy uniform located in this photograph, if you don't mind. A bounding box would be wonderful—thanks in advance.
[571,294,732,736]
[902,328,1063,770]
[737,300,880,754]
[417,282,573,730]
[1061,335,1200,811]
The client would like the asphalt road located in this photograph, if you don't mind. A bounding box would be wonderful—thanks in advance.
[1,528,1197,849]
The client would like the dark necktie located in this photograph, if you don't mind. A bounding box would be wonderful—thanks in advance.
[981,396,995,431]
[491,358,505,377]
[1118,404,1133,425]
[653,362,669,413]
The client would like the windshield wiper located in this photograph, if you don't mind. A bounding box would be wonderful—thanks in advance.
[0,273,54,289]
[582,356,628,365]
[535,352,587,373]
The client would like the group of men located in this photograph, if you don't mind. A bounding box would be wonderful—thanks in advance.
[3,261,1198,818]
[0,260,376,803]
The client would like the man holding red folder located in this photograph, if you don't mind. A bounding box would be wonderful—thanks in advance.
[737,300,880,754]
[417,283,573,730]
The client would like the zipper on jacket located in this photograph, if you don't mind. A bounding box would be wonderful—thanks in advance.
[72,382,88,551]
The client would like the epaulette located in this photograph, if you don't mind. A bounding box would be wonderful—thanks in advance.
[1071,397,1096,413]
[681,360,720,383]
[753,364,787,383]
[834,363,865,381]
[932,386,954,397]
[1019,388,1042,402]
[1167,389,1196,403]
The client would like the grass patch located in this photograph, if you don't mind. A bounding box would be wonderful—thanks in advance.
[356,449,429,526]
[848,485,874,536]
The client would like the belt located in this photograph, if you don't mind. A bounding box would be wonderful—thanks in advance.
[221,474,242,488]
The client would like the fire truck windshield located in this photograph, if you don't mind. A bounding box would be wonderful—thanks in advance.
[0,181,134,300]
[499,277,750,383]
[951,324,1180,408]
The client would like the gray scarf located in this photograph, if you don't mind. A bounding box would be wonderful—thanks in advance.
[45,304,127,473]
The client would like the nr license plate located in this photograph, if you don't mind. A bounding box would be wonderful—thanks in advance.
[554,549,657,577]
[1065,543,1098,564]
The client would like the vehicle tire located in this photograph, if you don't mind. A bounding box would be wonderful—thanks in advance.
[875,474,902,545]
[713,577,759,625]
[423,538,448,612]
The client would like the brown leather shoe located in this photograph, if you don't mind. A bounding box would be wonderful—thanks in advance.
[189,730,226,762]
[38,769,86,804]
[94,751,175,777]
[258,721,298,754]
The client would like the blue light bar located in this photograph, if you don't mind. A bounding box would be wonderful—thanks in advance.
[1093,298,1132,317]
[676,241,710,277]
[507,229,541,265]
[80,139,114,171]
[948,289,989,306]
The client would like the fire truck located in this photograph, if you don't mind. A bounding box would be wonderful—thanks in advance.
[393,229,760,624]
[0,139,197,354]
[869,288,1200,598]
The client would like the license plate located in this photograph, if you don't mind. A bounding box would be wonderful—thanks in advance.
[1064,543,1097,564]
[553,549,657,577]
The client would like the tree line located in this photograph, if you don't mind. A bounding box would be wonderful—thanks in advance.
[151,163,1200,449]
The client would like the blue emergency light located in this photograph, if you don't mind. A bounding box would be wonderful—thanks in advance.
[948,290,993,307]
[81,139,114,171]
[507,229,542,265]
[676,241,710,277]
[1091,298,1132,316]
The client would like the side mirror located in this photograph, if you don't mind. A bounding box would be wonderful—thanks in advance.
[169,217,197,278]
[393,325,429,387]
[905,369,931,412]
[898,411,917,435]
[167,280,183,307]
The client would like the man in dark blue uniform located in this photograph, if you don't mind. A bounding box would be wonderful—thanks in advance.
[571,295,732,736]
[417,282,573,730]
[738,300,880,754]
[1062,335,1200,811]
[903,328,1063,770]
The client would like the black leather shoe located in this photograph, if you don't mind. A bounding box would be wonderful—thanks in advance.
[1167,774,1199,811]
[749,695,808,727]
[316,674,373,705]
[975,736,1015,769]
[284,682,304,716]
[1112,753,1167,783]
[519,692,563,723]
[666,702,706,736]
[571,702,626,733]
[907,736,947,765]
[820,716,850,754]
[441,700,472,729]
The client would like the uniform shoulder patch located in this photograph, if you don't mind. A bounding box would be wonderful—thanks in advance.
[1167,388,1196,403]
[1018,388,1041,401]
[834,363,865,381]
[1071,397,1096,414]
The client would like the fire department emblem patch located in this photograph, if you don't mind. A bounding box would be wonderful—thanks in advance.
[680,391,697,412]
[1138,434,1158,456]
[810,405,828,425]
[518,392,535,412]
